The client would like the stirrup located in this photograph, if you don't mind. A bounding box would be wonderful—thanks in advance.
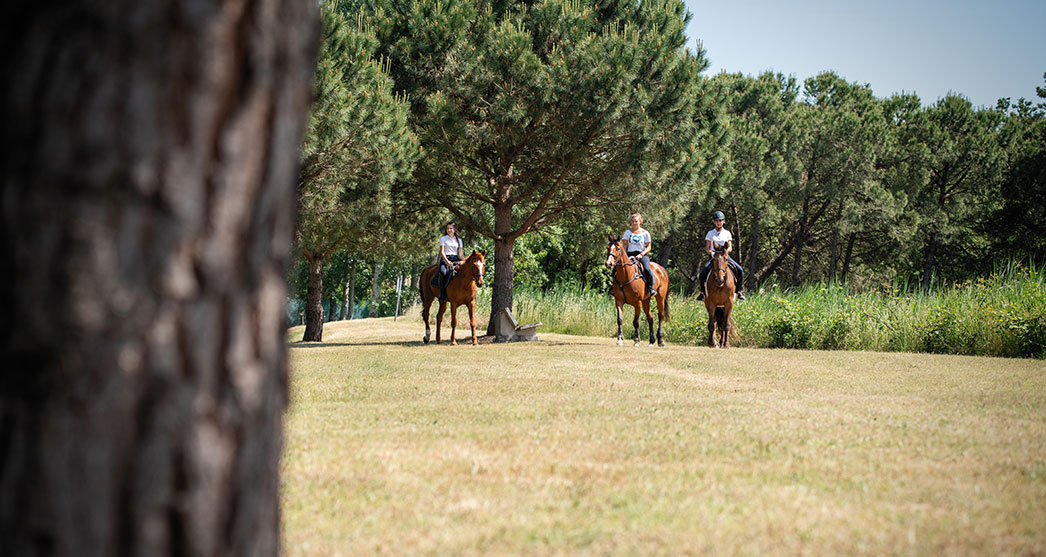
[696,292,704,300]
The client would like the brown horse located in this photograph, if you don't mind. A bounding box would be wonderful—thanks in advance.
[605,236,671,346]
[419,250,486,345]
[704,248,736,348]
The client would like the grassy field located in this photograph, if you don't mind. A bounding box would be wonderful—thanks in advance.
[283,317,1046,555]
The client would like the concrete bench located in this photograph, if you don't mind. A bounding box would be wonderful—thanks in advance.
[493,307,541,342]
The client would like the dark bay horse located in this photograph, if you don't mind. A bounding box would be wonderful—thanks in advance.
[704,248,736,348]
[605,236,670,346]
[419,250,486,345]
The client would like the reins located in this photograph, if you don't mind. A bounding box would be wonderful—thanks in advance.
[610,245,645,292]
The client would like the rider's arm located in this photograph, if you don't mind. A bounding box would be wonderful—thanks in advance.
[439,241,451,266]
[705,239,713,255]
[641,241,651,257]
[725,241,732,255]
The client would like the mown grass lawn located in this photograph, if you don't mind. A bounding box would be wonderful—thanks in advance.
[282,317,1046,555]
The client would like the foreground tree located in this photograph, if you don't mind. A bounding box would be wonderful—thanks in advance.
[372,0,724,332]
[0,0,316,554]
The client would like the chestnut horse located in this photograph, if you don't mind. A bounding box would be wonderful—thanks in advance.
[704,247,736,348]
[605,236,670,346]
[419,250,486,345]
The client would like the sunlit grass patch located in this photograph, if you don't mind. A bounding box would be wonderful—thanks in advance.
[282,318,1046,555]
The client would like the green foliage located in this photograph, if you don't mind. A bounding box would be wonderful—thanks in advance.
[297,5,420,260]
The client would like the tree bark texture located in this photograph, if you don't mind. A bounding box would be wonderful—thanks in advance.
[303,255,324,341]
[0,1,317,556]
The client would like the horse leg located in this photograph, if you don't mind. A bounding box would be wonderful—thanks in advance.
[707,309,716,348]
[642,298,654,347]
[722,304,733,348]
[632,305,641,346]
[722,311,730,348]
[449,302,458,346]
[422,295,431,344]
[656,294,665,347]
[716,311,723,348]
[436,301,446,344]
[467,301,477,345]
[616,303,624,346]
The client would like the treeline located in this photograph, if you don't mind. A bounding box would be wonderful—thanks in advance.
[292,0,1046,339]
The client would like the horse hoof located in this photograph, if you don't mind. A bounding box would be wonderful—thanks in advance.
[617,340,623,346]
[423,337,429,344]
[648,343,654,347]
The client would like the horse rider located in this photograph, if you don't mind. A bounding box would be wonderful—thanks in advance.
[434,221,463,302]
[697,210,746,301]
[621,212,656,297]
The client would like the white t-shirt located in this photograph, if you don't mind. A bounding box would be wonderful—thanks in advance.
[622,229,651,253]
[440,235,462,257]
[705,227,733,249]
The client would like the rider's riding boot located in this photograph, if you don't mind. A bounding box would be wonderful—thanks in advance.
[737,290,746,301]
[696,289,704,301]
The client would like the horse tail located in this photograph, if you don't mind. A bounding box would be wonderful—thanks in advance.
[729,314,741,344]
[662,287,671,322]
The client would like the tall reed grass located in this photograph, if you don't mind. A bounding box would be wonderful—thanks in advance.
[459,261,1045,359]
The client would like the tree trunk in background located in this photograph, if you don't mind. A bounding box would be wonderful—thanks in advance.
[791,199,810,287]
[303,255,325,341]
[347,264,356,319]
[922,232,939,291]
[745,217,761,291]
[487,206,515,335]
[657,233,674,267]
[328,296,337,322]
[828,227,841,283]
[368,260,384,318]
[0,1,317,556]
[840,233,856,283]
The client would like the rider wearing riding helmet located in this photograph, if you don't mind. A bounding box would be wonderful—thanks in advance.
[622,212,656,296]
[697,210,745,301]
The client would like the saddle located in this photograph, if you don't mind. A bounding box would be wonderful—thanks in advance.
[616,260,656,294]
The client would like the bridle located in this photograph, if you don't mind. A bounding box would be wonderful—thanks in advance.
[606,241,643,287]
[710,249,728,288]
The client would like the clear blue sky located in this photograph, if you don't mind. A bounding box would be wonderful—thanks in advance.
[683,0,1045,108]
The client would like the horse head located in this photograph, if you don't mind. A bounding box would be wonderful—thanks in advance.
[710,247,730,287]
[467,250,486,287]
[605,235,626,269]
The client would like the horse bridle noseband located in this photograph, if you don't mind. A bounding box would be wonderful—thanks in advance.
[711,251,728,287]
[608,243,644,289]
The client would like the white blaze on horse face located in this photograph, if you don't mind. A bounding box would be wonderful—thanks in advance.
[476,260,485,283]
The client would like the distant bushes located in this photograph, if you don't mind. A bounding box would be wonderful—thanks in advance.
[499,262,1045,359]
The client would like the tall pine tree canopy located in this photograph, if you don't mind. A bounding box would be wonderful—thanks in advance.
[359,0,725,323]
[297,3,420,340]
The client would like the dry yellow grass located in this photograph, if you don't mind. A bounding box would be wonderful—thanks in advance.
[282,317,1046,555]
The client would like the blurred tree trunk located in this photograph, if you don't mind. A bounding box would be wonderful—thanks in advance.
[0,1,317,555]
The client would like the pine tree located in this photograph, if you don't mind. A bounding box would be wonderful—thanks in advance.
[297,4,419,341]
[369,0,724,330]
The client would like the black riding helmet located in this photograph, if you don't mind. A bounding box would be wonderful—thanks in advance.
[712,210,725,220]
